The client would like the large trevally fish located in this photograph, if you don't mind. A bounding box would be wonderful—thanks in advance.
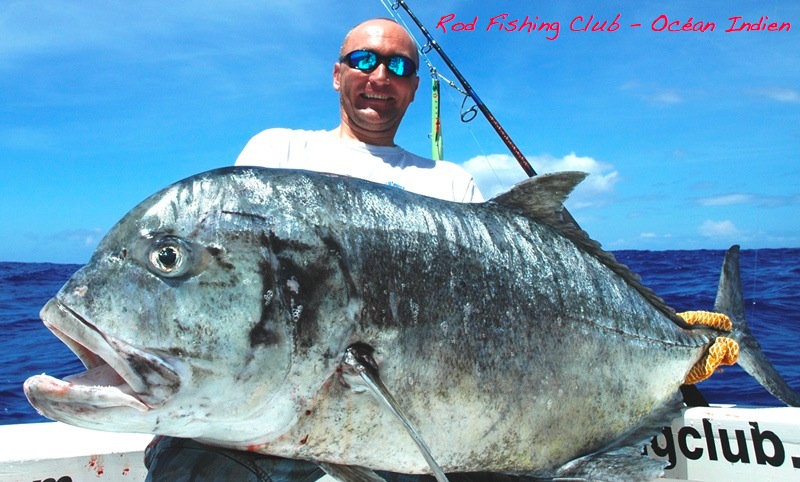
[24,167,799,480]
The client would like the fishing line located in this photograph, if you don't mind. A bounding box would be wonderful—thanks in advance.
[750,217,761,318]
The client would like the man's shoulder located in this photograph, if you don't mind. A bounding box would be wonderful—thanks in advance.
[391,147,465,174]
[235,129,331,167]
[386,148,483,202]
[408,152,472,179]
[248,128,328,145]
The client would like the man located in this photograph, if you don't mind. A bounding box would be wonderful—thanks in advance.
[145,18,481,481]
[234,18,482,203]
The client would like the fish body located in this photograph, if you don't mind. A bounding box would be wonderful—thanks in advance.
[24,167,799,477]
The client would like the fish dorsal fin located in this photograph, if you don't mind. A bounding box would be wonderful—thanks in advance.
[489,171,588,229]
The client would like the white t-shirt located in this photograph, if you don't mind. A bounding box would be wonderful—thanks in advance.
[234,128,483,203]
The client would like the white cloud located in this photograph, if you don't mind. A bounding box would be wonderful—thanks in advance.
[699,220,740,238]
[698,194,754,207]
[46,228,105,248]
[697,193,799,208]
[463,152,619,206]
[754,87,800,104]
[650,90,684,105]
[620,81,686,105]
[639,232,673,240]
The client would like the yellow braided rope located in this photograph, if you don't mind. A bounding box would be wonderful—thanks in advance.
[676,310,739,384]
[677,310,733,331]
[685,336,740,384]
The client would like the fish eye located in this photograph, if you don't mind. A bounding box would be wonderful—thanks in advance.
[148,237,192,277]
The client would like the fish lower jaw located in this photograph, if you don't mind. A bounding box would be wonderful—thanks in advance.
[23,372,150,414]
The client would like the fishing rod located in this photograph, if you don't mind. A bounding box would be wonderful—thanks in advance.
[391,0,537,177]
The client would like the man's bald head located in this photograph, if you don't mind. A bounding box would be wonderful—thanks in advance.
[339,18,419,66]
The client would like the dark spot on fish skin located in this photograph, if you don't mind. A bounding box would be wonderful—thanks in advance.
[175,318,188,331]
[205,246,236,271]
[167,347,187,358]
[268,231,314,254]
[275,256,335,352]
[250,328,281,346]
[197,279,238,288]
[249,256,281,348]
[321,235,357,299]
[260,231,320,352]
[305,410,312,416]
[299,434,309,445]
[257,229,357,355]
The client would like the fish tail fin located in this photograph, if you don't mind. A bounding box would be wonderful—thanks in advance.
[714,245,800,406]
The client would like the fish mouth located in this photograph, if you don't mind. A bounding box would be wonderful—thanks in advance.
[24,298,180,414]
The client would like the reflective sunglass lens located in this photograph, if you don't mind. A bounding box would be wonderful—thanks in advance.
[341,50,415,77]
[349,51,377,70]
[388,57,409,77]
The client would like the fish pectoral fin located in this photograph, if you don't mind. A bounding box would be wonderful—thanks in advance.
[342,343,449,482]
[676,310,732,331]
[685,336,740,384]
[318,462,386,482]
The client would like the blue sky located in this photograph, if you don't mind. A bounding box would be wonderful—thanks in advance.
[1,1,798,264]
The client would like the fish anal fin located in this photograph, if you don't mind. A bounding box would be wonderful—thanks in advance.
[554,446,667,481]
[685,336,740,384]
[319,462,386,482]
[677,310,732,331]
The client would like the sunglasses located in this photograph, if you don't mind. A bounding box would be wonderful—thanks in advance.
[339,49,417,78]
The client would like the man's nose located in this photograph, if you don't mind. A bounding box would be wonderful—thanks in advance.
[369,63,391,84]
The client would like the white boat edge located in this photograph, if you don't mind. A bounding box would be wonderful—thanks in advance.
[1,405,798,481]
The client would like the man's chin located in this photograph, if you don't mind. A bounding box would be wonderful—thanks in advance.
[355,105,391,118]
[351,112,398,132]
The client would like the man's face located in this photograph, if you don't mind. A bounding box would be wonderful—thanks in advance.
[334,21,420,142]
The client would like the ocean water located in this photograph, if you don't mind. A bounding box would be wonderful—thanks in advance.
[1,249,798,425]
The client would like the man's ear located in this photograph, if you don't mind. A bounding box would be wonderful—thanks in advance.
[410,75,420,102]
[333,63,342,92]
